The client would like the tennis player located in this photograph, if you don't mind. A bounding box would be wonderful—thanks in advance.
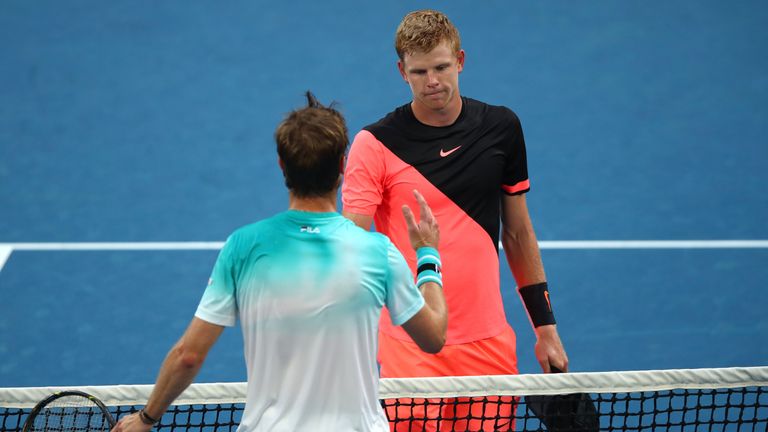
[342,10,568,430]
[113,92,447,432]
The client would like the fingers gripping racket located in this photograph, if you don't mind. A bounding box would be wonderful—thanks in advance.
[525,366,600,432]
[22,390,116,432]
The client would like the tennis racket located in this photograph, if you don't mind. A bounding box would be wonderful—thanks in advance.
[524,366,600,432]
[22,390,116,432]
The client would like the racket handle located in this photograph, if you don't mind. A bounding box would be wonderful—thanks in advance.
[550,364,564,373]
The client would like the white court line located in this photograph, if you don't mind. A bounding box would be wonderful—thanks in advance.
[536,240,768,249]
[0,240,767,252]
[4,242,225,251]
[0,246,12,272]
[0,241,766,274]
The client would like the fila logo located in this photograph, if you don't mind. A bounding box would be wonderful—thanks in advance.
[439,145,461,157]
[300,226,320,234]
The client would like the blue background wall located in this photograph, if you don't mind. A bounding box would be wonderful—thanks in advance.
[1,1,766,386]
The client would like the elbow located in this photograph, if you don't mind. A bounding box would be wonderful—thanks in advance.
[502,226,525,246]
[422,312,448,354]
[502,226,537,256]
[402,308,447,354]
[419,322,447,354]
[172,343,205,370]
[420,334,446,354]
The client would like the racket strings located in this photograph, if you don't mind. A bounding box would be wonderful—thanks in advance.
[30,395,112,432]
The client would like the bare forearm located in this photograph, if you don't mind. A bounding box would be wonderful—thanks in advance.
[402,280,447,353]
[505,230,568,371]
[502,225,546,287]
[142,342,205,419]
[419,281,447,335]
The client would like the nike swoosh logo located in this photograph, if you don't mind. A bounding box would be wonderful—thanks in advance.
[544,291,552,311]
[439,145,461,157]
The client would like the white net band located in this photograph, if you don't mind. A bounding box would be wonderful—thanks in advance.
[2,366,767,409]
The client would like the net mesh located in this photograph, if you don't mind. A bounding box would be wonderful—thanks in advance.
[1,367,766,431]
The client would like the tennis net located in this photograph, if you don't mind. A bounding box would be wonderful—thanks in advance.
[1,366,766,431]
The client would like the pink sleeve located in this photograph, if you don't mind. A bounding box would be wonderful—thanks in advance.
[342,130,385,216]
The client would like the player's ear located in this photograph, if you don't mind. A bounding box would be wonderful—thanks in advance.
[456,49,465,73]
[397,60,408,82]
[278,158,286,173]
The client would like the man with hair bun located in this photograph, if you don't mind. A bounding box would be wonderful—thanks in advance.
[114,92,447,432]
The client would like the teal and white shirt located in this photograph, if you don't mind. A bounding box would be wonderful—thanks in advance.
[195,210,425,432]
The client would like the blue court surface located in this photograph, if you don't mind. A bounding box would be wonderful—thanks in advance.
[1,1,766,387]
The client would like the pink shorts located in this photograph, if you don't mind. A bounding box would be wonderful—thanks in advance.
[379,326,519,431]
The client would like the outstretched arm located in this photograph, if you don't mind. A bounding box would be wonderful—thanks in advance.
[501,193,568,373]
[112,318,225,431]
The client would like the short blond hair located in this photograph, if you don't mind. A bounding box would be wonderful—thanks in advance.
[395,10,461,61]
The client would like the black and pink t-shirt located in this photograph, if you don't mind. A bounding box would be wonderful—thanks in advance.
[342,97,530,345]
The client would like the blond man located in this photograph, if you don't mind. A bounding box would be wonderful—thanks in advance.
[343,10,568,431]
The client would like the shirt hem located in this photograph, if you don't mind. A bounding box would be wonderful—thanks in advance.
[381,323,510,345]
[194,309,236,327]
